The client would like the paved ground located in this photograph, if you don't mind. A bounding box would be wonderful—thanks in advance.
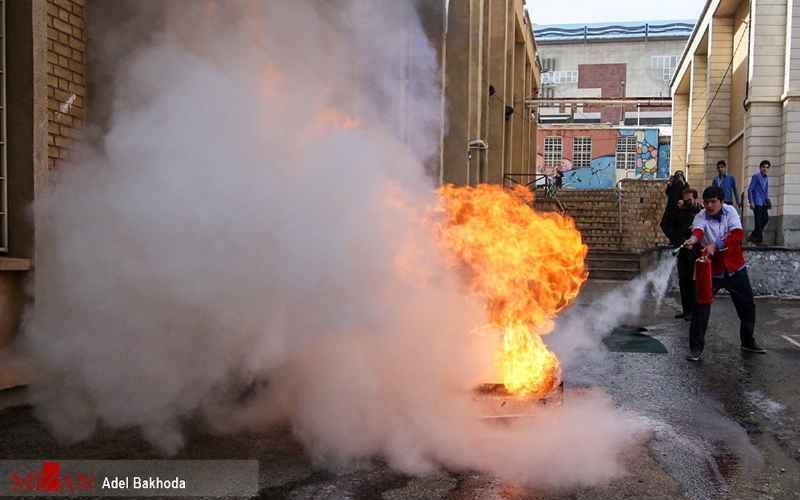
[0,282,798,500]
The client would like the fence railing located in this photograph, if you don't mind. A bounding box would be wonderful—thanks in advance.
[503,173,566,214]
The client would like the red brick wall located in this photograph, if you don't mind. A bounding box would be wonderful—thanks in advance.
[46,0,86,169]
[536,128,618,175]
[579,63,626,123]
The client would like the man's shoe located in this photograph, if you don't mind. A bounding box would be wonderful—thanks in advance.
[686,351,703,362]
[741,343,767,354]
[684,315,692,322]
[675,313,687,319]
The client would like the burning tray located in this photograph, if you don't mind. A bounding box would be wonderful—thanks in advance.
[472,381,564,420]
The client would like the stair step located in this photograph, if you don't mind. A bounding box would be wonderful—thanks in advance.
[588,268,640,281]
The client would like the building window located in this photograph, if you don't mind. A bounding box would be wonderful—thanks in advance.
[616,136,637,170]
[541,87,555,99]
[651,55,679,82]
[544,136,563,168]
[541,70,578,86]
[1,0,7,252]
[573,137,592,168]
[541,57,557,73]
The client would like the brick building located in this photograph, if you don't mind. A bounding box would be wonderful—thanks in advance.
[1,0,87,354]
[531,21,693,188]
[671,0,800,247]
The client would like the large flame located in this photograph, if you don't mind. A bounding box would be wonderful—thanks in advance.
[436,184,588,397]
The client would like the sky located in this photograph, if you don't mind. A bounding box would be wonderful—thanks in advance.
[527,0,704,25]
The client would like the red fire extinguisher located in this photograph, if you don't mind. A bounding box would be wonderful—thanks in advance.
[695,250,714,305]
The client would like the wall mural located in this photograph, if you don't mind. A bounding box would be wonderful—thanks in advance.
[619,128,665,179]
[536,128,671,189]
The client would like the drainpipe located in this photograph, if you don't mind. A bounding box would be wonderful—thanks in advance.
[744,1,752,111]
[468,140,488,185]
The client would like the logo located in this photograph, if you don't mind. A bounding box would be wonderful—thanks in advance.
[8,462,95,494]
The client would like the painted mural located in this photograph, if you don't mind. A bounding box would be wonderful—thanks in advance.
[619,128,666,179]
[536,128,671,189]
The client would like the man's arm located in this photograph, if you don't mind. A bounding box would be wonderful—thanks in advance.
[732,177,741,206]
[684,212,706,246]
[747,175,756,208]
[714,208,744,253]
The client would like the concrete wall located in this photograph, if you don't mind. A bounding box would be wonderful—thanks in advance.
[441,0,539,186]
[538,38,688,99]
[649,247,800,296]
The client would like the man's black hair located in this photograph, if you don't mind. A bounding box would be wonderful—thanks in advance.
[702,185,725,202]
[717,160,726,167]
[759,159,771,168]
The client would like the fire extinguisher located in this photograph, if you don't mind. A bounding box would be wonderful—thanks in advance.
[695,250,714,305]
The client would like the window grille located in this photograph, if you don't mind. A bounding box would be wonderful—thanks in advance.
[616,136,638,170]
[544,136,563,168]
[572,137,592,168]
[540,57,557,72]
[651,55,679,82]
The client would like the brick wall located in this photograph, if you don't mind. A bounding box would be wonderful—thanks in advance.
[618,179,669,252]
[534,179,669,252]
[46,0,86,169]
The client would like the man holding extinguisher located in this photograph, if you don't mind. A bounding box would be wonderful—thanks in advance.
[682,186,767,362]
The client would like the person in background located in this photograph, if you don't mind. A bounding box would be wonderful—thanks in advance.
[661,170,688,245]
[674,188,702,320]
[747,160,771,244]
[682,186,766,362]
[712,160,741,207]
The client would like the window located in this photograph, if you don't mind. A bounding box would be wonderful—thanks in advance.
[544,136,563,168]
[541,87,555,99]
[572,137,592,168]
[541,70,578,86]
[1,0,7,252]
[541,57,557,73]
[651,55,679,82]
[616,136,637,170]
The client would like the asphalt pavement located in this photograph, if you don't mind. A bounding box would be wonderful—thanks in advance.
[0,282,798,500]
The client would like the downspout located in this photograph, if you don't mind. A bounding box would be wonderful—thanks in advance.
[744,0,752,111]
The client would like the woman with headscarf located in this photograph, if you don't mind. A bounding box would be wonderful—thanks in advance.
[660,170,688,246]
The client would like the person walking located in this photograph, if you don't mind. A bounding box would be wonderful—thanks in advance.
[674,188,702,320]
[747,160,771,244]
[661,170,688,245]
[711,160,741,207]
[682,186,766,362]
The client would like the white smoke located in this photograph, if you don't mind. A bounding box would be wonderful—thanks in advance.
[549,257,677,370]
[22,0,646,488]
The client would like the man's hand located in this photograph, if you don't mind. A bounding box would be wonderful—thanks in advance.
[683,238,695,248]
[705,243,717,256]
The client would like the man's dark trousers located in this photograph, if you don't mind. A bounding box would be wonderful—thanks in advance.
[677,248,696,316]
[751,206,769,242]
[689,268,756,353]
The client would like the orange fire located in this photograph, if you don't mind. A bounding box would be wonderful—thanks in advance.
[436,184,587,397]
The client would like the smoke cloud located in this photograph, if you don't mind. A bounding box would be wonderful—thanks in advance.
[549,257,677,371]
[23,0,645,488]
